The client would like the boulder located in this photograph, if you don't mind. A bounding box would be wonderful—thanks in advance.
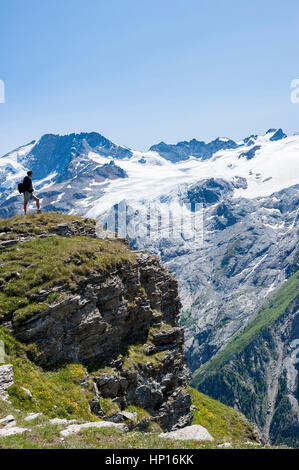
[0,415,15,426]
[60,421,128,437]
[159,424,214,441]
[24,413,43,421]
[49,418,78,425]
[0,426,29,437]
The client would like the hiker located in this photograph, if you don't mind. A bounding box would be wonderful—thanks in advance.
[22,171,41,215]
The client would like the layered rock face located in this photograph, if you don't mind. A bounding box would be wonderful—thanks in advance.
[0,214,192,431]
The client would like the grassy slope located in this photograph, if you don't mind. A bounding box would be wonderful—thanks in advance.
[0,327,96,421]
[192,268,299,386]
[0,327,261,449]
[0,214,135,324]
[189,387,257,442]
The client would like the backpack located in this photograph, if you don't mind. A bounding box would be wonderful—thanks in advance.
[18,182,25,194]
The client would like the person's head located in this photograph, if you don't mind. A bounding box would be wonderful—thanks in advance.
[27,171,33,179]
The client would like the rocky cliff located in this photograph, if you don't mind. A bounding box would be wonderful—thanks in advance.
[0,213,192,431]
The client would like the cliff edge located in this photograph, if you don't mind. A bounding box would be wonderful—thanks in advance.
[0,213,192,431]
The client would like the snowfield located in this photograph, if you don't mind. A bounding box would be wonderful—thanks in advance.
[79,131,299,219]
[1,130,298,220]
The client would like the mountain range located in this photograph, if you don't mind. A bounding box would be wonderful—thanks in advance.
[0,128,298,446]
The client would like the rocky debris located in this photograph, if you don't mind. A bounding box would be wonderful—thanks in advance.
[93,373,128,399]
[0,364,14,401]
[21,387,32,399]
[0,426,29,437]
[48,221,96,238]
[24,412,43,421]
[91,348,192,431]
[159,425,214,441]
[60,421,128,438]
[0,415,15,426]
[95,226,117,240]
[218,442,232,448]
[245,441,261,446]
[0,218,98,245]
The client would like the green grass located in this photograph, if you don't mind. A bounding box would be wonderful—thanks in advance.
[0,212,96,238]
[99,398,120,418]
[0,234,135,323]
[0,426,266,450]
[0,391,262,449]
[0,327,95,421]
[188,387,257,442]
[124,405,151,422]
[192,269,299,386]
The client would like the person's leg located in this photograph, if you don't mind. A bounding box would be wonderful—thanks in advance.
[32,195,40,210]
[24,199,28,215]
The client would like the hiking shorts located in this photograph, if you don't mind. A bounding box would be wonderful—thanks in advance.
[24,191,34,201]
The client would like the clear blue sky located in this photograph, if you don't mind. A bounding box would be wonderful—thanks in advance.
[0,0,298,155]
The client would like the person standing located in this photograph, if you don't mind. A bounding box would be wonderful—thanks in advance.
[23,170,41,215]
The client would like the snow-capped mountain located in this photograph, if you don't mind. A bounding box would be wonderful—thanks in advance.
[1,128,296,216]
[0,128,298,367]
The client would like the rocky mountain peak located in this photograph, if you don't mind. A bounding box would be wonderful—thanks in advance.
[25,132,132,180]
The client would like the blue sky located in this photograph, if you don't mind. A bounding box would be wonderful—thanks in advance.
[0,0,298,155]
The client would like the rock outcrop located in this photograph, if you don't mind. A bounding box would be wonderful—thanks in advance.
[0,364,14,401]
[0,213,192,431]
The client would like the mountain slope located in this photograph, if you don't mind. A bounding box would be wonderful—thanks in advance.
[192,269,299,446]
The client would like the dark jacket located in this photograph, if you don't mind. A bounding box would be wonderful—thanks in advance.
[23,176,33,193]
